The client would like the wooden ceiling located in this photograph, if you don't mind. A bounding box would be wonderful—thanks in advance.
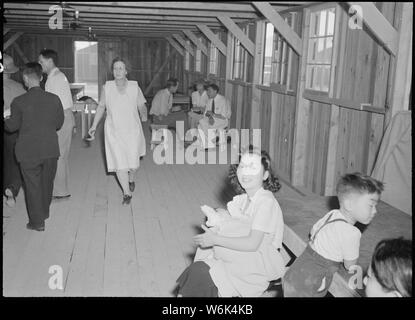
[3,1,313,39]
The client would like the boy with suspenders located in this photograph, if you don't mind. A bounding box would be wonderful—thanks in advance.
[283,173,384,297]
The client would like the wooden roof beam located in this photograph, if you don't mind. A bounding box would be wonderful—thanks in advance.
[4,3,258,19]
[3,28,11,36]
[252,1,302,55]
[346,2,398,55]
[217,16,255,56]
[4,10,233,24]
[183,29,208,56]
[4,32,23,50]
[165,36,185,56]
[172,34,195,56]
[196,24,227,56]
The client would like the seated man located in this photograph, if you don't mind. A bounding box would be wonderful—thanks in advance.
[197,83,231,149]
[188,79,209,129]
[149,78,179,121]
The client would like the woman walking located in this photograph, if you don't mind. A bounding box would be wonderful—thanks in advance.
[88,57,147,205]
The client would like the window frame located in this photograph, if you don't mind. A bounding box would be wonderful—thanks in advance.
[304,3,339,96]
[261,12,299,93]
[231,24,250,82]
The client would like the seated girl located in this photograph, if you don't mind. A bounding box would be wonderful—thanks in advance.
[364,237,412,297]
[176,148,286,297]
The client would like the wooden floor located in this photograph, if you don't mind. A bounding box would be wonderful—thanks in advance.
[2,121,300,297]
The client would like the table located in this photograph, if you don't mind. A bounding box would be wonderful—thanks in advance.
[280,194,412,297]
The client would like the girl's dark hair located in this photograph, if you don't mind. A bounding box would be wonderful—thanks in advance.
[371,238,412,297]
[228,145,281,194]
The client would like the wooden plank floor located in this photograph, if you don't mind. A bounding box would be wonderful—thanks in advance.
[2,119,322,297]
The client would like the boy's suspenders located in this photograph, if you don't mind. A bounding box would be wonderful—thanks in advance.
[309,212,348,244]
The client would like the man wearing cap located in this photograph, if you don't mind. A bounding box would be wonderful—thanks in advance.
[3,54,26,207]
[38,49,75,200]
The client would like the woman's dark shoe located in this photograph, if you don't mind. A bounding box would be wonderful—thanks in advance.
[26,223,45,232]
[122,194,132,205]
[129,181,135,192]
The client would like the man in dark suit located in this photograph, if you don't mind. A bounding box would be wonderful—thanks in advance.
[4,62,64,231]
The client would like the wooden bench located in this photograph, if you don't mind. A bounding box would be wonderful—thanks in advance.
[279,192,412,297]
[150,124,169,150]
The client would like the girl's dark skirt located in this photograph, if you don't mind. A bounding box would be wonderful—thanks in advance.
[176,261,219,297]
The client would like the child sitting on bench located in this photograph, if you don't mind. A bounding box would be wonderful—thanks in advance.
[364,237,412,297]
[282,172,384,297]
[176,147,285,297]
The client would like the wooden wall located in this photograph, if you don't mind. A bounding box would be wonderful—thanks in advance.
[6,34,183,97]
[299,2,398,195]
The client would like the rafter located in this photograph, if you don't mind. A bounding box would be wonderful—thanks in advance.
[217,16,255,56]
[252,1,302,55]
[196,24,227,56]
[165,36,185,56]
[172,34,195,56]
[183,29,208,56]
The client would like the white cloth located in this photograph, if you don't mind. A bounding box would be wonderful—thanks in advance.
[371,111,412,215]
[309,210,361,262]
[191,90,209,108]
[149,88,172,116]
[195,188,285,297]
[45,67,73,110]
[103,80,146,172]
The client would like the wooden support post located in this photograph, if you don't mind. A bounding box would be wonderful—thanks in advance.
[252,1,302,55]
[183,29,208,56]
[387,2,412,125]
[224,31,233,102]
[196,24,227,56]
[346,2,399,56]
[291,9,311,187]
[324,6,346,195]
[250,20,265,129]
[165,36,184,56]
[144,52,176,96]
[13,42,29,64]
[217,16,255,56]
[172,33,195,56]
[4,32,23,50]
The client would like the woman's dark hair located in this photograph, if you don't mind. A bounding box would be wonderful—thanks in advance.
[39,49,58,65]
[111,57,130,73]
[228,145,281,194]
[370,238,412,297]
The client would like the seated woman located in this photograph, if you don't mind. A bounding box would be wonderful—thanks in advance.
[149,78,179,121]
[176,147,286,297]
[364,237,412,297]
[197,83,231,149]
[188,79,209,129]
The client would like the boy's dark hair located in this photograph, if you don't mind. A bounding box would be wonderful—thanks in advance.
[206,83,219,93]
[371,238,412,297]
[336,172,384,202]
[23,62,43,81]
[166,78,179,88]
[39,49,58,65]
[228,145,281,194]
